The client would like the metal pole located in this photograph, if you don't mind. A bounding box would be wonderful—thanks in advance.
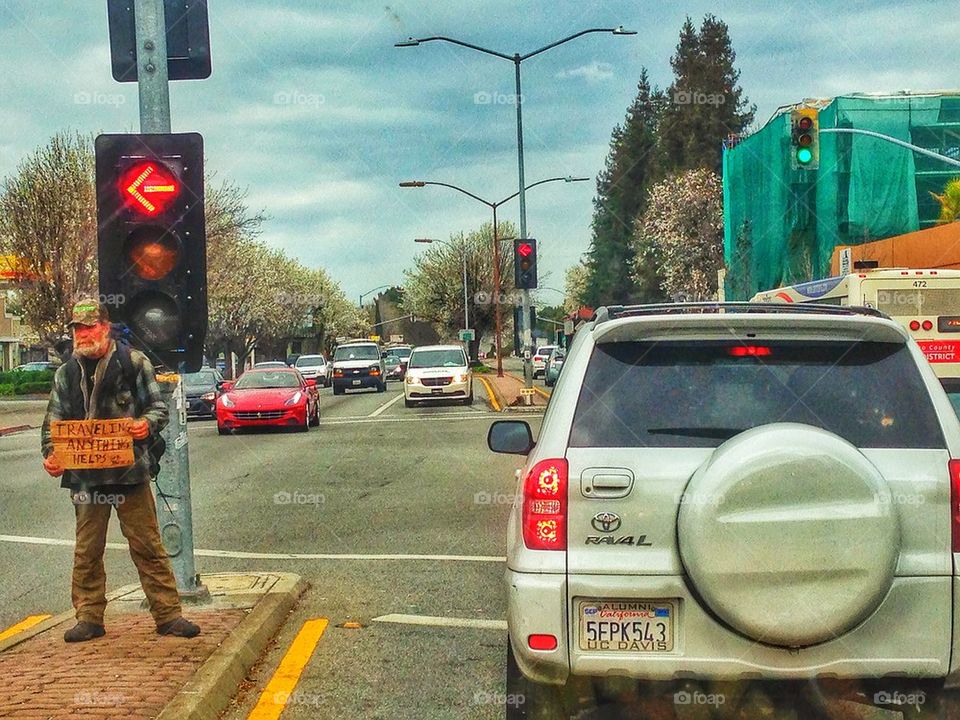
[492,204,503,377]
[135,0,205,600]
[462,252,469,336]
[134,0,171,133]
[820,127,960,169]
[514,58,534,392]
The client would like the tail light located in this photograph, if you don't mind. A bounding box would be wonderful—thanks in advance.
[370,368,381,376]
[950,460,960,552]
[333,369,344,378]
[522,458,568,551]
[528,634,558,651]
[922,320,933,331]
[728,346,772,357]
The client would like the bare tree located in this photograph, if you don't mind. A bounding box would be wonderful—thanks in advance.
[0,132,96,346]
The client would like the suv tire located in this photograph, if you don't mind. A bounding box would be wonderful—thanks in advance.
[679,422,899,647]
[333,385,344,396]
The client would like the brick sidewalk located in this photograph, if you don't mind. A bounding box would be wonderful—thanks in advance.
[0,609,245,719]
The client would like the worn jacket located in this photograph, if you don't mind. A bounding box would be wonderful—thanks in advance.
[41,341,168,489]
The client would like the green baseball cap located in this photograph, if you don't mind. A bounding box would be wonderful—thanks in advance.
[69,297,109,327]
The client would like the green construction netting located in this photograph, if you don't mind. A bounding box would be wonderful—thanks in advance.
[723,94,956,299]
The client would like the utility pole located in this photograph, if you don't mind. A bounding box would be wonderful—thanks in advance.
[134,0,208,602]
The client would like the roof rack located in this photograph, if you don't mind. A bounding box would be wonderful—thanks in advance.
[593,302,889,326]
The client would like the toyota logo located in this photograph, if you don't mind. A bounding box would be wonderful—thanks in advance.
[591,512,621,533]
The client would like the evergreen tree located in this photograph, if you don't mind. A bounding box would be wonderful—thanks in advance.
[656,15,755,176]
[583,70,665,306]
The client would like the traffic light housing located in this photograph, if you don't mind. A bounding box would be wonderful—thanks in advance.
[790,107,819,170]
[514,238,538,289]
[96,133,207,372]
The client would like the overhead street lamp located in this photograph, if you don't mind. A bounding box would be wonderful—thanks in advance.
[413,238,469,341]
[400,175,588,377]
[396,27,636,386]
[359,284,391,308]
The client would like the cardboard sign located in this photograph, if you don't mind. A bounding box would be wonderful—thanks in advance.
[51,420,135,470]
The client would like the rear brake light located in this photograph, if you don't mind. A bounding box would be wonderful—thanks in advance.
[528,634,558,651]
[909,320,921,331]
[950,460,960,553]
[370,368,381,376]
[522,459,567,551]
[333,369,344,378]
[922,320,933,331]
[728,346,772,357]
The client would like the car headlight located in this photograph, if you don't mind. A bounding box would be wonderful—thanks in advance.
[201,392,215,401]
[220,394,235,408]
[453,373,467,383]
[405,374,416,384]
[284,391,303,406]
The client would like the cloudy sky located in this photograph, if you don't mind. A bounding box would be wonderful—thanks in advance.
[1,0,957,304]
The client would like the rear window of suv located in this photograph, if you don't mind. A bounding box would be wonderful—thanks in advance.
[570,340,945,449]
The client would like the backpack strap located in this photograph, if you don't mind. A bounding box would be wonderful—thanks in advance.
[113,341,143,416]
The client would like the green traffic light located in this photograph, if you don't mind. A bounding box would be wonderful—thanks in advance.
[797,147,813,165]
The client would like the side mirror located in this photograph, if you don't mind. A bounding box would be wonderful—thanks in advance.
[220,381,234,392]
[488,421,535,455]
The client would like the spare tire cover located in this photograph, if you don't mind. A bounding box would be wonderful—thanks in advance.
[678,423,900,647]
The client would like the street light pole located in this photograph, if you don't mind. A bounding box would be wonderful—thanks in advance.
[400,176,589,377]
[396,27,636,387]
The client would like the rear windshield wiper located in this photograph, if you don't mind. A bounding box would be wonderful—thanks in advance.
[647,427,744,439]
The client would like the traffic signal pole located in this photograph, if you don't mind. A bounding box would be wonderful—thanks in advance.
[819,128,960,169]
[133,0,208,602]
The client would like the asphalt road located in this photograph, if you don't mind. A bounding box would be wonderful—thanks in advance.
[0,379,541,720]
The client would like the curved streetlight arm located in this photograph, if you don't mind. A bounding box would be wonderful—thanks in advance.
[520,28,636,61]
[397,28,636,63]
[494,175,590,207]
[397,36,513,61]
[400,180,493,208]
[359,284,392,306]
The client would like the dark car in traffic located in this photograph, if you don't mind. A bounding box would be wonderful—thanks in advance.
[183,368,224,418]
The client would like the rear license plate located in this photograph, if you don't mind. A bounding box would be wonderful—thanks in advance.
[352,379,361,386]
[578,600,675,652]
[431,387,443,395]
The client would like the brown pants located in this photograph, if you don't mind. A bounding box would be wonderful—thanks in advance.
[72,483,182,626]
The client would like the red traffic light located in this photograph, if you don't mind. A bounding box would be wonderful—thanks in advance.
[517,242,534,258]
[798,116,813,131]
[120,160,180,216]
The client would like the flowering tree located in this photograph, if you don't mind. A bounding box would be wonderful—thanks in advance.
[633,168,723,300]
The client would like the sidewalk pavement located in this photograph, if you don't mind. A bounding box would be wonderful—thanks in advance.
[0,572,307,720]
[0,398,47,435]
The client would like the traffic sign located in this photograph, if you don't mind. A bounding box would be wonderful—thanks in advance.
[459,329,475,342]
[107,0,211,82]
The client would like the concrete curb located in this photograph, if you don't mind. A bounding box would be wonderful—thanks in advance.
[157,573,308,720]
[475,375,503,412]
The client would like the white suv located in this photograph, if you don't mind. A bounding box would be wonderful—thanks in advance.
[489,303,960,718]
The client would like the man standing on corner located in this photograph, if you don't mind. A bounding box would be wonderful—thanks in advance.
[40,297,200,642]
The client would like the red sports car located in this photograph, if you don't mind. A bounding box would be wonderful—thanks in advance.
[216,368,319,435]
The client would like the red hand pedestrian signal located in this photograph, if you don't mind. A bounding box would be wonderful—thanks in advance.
[120,161,180,216]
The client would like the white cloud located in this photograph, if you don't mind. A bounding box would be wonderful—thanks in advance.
[555,61,615,83]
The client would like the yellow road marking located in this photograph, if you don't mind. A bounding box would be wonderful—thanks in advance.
[247,618,329,720]
[477,376,501,412]
[0,614,52,643]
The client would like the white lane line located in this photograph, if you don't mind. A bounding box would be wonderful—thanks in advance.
[373,613,507,631]
[368,392,405,418]
[0,534,506,563]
